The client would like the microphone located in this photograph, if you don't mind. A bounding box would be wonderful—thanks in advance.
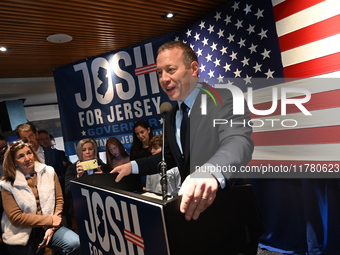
[159,102,172,200]
[160,102,172,115]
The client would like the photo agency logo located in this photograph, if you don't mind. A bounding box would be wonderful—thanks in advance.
[199,81,312,128]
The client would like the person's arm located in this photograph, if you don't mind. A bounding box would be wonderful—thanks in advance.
[179,91,254,220]
[1,186,61,228]
[64,163,77,198]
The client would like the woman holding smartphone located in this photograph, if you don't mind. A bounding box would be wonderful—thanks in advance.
[0,141,80,255]
[64,138,109,229]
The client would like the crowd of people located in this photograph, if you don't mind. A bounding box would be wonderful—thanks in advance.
[0,40,263,255]
[0,120,175,255]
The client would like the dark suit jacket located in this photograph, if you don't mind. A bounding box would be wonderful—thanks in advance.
[135,88,263,254]
[43,146,67,185]
[136,88,254,182]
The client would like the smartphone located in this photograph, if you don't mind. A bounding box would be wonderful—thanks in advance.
[80,159,98,171]
[36,238,47,254]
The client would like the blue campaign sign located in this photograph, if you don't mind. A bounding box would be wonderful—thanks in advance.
[53,33,174,155]
[71,181,170,255]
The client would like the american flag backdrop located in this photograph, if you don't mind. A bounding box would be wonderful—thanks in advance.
[175,0,340,171]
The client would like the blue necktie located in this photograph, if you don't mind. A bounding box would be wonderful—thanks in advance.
[180,103,189,154]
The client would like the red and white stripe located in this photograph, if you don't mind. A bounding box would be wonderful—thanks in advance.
[134,63,157,76]
[124,228,145,249]
[250,0,340,168]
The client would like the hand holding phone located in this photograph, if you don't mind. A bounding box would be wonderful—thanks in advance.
[80,159,98,171]
[36,238,47,254]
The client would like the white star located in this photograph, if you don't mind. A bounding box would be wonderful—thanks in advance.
[199,21,205,30]
[210,42,218,51]
[237,38,246,48]
[220,46,228,55]
[229,51,238,61]
[223,62,231,72]
[214,12,222,21]
[234,68,242,78]
[196,48,203,57]
[226,79,234,86]
[199,63,206,72]
[159,118,164,125]
[248,43,258,53]
[246,24,255,34]
[232,1,240,11]
[217,29,224,38]
[255,8,264,19]
[253,62,262,73]
[174,36,180,41]
[243,4,252,14]
[265,69,275,79]
[208,70,215,78]
[243,74,252,84]
[194,32,200,41]
[258,28,268,39]
[205,53,212,62]
[214,58,221,67]
[227,33,235,43]
[261,49,271,59]
[202,37,209,46]
[207,24,215,34]
[224,15,232,24]
[235,19,243,30]
[81,130,86,136]
[217,74,224,83]
[241,56,250,66]
[190,44,195,50]
[186,29,192,37]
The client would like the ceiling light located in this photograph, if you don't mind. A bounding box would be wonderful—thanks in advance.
[0,46,7,52]
[46,34,73,43]
[161,12,177,19]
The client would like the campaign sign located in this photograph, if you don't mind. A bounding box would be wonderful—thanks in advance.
[70,180,170,255]
[53,33,174,155]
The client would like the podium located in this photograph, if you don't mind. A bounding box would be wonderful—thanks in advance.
[71,174,263,255]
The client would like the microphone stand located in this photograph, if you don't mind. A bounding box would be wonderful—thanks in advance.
[160,115,168,201]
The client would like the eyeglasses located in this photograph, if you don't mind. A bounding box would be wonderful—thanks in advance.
[9,140,30,151]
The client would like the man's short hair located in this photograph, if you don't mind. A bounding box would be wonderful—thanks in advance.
[157,40,198,69]
[15,122,37,137]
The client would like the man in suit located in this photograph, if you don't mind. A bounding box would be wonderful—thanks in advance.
[112,41,261,254]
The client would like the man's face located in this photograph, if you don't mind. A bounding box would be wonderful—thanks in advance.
[156,47,199,102]
[38,132,52,148]
[18,130,39,151]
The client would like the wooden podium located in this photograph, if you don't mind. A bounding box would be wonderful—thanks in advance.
[71,173,263,255]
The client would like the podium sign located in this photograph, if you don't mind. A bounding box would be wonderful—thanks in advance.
[71,174,264,255]
[71,176,170,255]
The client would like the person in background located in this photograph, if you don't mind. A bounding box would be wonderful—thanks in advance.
[130,120,154,187]
[0,134,7,178]
[0,134,10,254]
[0,141,80,255]
[130,119,153,160]
[64,138,109,229]
[145,134,181,196]
[15,123,66,187]
[37,130,53,148]
[105,137,130,169]
[38,130,71,169]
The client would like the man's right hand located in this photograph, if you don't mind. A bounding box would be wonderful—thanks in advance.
[110,162,132,182]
